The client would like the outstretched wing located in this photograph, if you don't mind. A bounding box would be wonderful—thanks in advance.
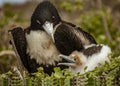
[9,27,39,73]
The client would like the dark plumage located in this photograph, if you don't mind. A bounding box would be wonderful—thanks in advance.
[9,1,96,75]
[82,45,102,56]
[29,1,97,56]
[30,1,61,30]
[54,23,97,55]
[9,27,67,75]
[9,27,40,73]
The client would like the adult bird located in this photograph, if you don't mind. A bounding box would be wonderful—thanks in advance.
[58,44,111,74]
[32,1,97,55]
[9,27,62,75]
[9,1,96,75]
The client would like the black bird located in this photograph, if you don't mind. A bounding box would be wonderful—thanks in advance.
[31,1,97,55]
[9,27,64,75]
[9,1,96,75]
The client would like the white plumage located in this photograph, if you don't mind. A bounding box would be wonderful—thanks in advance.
[58,44,111,74]
[26,30,61,65]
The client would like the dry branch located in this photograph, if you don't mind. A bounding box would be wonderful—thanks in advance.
[0,50,15,57]
[97,0,113,42]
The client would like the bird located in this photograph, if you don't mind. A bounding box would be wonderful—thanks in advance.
[9,1,97,75]
[9,25,64,75]
[58,44,111,74]
[30,1,97,55]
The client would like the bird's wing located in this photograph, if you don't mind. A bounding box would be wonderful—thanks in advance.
[82,45,102,56]
[63,21,97,44]
[54,23,97,55]
[77,27,97,44]
[9,27,39,73]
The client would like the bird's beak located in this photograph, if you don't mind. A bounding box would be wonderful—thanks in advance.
[58,54,75,67]
[42,21,55,42]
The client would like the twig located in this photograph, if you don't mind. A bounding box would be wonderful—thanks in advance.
[97,0,113,42]
[13,66,24,80]
[0,50,15,57]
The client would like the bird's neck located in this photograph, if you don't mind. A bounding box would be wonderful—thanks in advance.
[70,64,86,74]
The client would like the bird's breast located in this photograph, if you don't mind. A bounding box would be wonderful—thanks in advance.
[26,30,61,65]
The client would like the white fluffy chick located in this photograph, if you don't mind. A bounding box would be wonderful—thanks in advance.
[58,44,111,74]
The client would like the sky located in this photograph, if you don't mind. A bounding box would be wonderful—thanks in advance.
[0,0,27,7]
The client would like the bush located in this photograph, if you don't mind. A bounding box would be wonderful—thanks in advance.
[0,54,120,86]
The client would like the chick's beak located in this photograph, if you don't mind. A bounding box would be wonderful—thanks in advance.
[42,21,55,42]
[58,54,75,67]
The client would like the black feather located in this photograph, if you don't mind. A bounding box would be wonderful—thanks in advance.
[82,45,102,56]
[54,22,97,55]
[9,27,40,73]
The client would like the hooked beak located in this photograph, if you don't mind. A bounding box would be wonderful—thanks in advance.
[42,21,55,42]
[58,54,75,67]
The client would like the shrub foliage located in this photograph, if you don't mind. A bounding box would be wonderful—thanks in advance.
[0,54,120,86]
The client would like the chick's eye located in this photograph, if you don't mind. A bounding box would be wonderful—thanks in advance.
[74,57,78,61]
[74,58,77,61]
[52,16,55,20]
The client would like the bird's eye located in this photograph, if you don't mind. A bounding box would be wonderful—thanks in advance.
[74,58,77,61]
[52,16,55,21]
[36,20,42,25]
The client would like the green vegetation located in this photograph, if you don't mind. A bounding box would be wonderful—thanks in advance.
[60,0,120,52]
[59,0,83,12]
[0,54,120,86]
[0,0,120,85]
[79,10,118,49]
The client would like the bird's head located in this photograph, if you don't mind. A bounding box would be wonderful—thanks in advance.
[30,1,61,41]
[58,51,87,68]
